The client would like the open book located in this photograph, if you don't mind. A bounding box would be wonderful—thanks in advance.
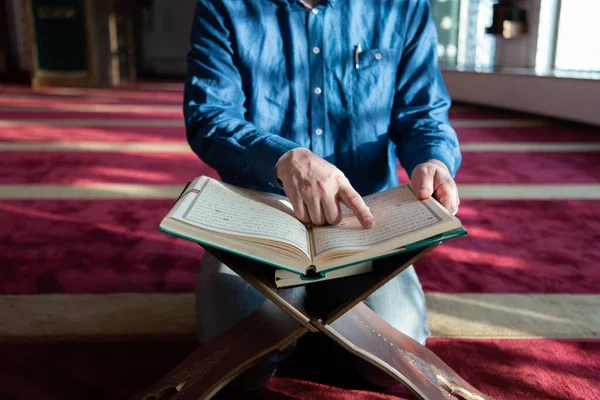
[159,176,466,278]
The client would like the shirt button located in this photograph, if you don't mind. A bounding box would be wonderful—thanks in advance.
[315,128,323,136]
[375,53,383,60]
[314,87,322,95]
[312,47,320,54]
[311,8,318,14]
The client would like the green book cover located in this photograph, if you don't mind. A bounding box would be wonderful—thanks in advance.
[158,223,467,279]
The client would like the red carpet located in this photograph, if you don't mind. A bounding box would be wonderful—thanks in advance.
[456,126,600,143]
[0,110,183,120]
[2,199,600,294]
[0,84,184,103]
[0,126,186,143]
[1,338,599,400]
[1,84,599,400]
[457,152,600,183]
[0,200,200,294]
[0,151,203,184]
[0,95,182,106]
[3,150,600,185]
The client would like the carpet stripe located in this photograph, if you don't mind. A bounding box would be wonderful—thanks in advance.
[0,293,597,340]
[0,126,186,143]
[458,184,600,199]
[0,294,197,340]
[0,111,181,120]
[460,143,600,152]
[0,142,192,152]
[2,141,600,152]
[2,184,600,199]
[451,119,549,127]
[0,104,182,114]
[0,93,184,106]
[0,118,549,128]
[456,126,600,143]
[0,119,185,127]
[0,85,184,99]
[0,184,184,199]
[426,293,600,339]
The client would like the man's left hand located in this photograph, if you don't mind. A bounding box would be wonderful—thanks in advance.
[410,159,460,215]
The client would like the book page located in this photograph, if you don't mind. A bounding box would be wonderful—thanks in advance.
[171,178,311,258]
[311,185,450,256]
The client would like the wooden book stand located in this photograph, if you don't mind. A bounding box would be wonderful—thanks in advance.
[131,245,495,400]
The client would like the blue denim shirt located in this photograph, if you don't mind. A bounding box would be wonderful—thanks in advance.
[184,0,461,196]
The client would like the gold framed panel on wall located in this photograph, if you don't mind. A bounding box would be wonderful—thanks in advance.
[109,0,142,86]
[25,0,97,88]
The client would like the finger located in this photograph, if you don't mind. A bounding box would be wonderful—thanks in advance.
[434,174,459,215]
[338,185,375,228]
[411,164,435,200]
[454,191,461,215]
[287,190,311,224]
[322,194,343,225]
[305,194,326,225]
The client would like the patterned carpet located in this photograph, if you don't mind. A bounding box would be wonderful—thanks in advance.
[1,83,599,400]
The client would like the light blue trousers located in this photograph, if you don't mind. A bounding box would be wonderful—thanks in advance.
[195,252,431,345]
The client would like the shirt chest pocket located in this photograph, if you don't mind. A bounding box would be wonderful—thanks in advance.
[349,48,399,134]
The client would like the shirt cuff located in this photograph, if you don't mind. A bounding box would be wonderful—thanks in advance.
[403,146,460,178]
[247,134,303,189]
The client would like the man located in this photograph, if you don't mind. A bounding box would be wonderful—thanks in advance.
[184,0,461,391]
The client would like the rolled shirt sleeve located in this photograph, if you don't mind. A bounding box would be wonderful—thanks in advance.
[388,0,462,178]
[183,0,302,189]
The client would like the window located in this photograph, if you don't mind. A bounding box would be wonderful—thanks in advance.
[431,0,461,66]
[431,0,496,69]
[554,0,600,72]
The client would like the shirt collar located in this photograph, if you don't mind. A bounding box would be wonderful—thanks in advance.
[284,0,337,8]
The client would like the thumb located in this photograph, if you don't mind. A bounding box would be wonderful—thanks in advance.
[411,165,435,200]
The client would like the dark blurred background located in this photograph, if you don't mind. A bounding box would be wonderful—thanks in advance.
[1,0,598,125]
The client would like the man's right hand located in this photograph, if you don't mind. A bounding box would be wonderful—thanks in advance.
[275,148,375,228]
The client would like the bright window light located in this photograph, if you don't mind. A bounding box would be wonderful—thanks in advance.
[554,0,600,72]
[535,0,559,74]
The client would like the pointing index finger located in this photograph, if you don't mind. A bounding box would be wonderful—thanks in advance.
[338,185,375,228]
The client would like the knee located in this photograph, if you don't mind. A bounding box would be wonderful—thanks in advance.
[363,266,431,345]
[385,309,431,346]
[363,301,431,346]
[195,263,268,343]
[411,322,431,346]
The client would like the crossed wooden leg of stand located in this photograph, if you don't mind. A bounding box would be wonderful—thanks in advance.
[131,245,495,400]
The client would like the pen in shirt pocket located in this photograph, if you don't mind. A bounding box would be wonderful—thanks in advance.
[354,43,362,69]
